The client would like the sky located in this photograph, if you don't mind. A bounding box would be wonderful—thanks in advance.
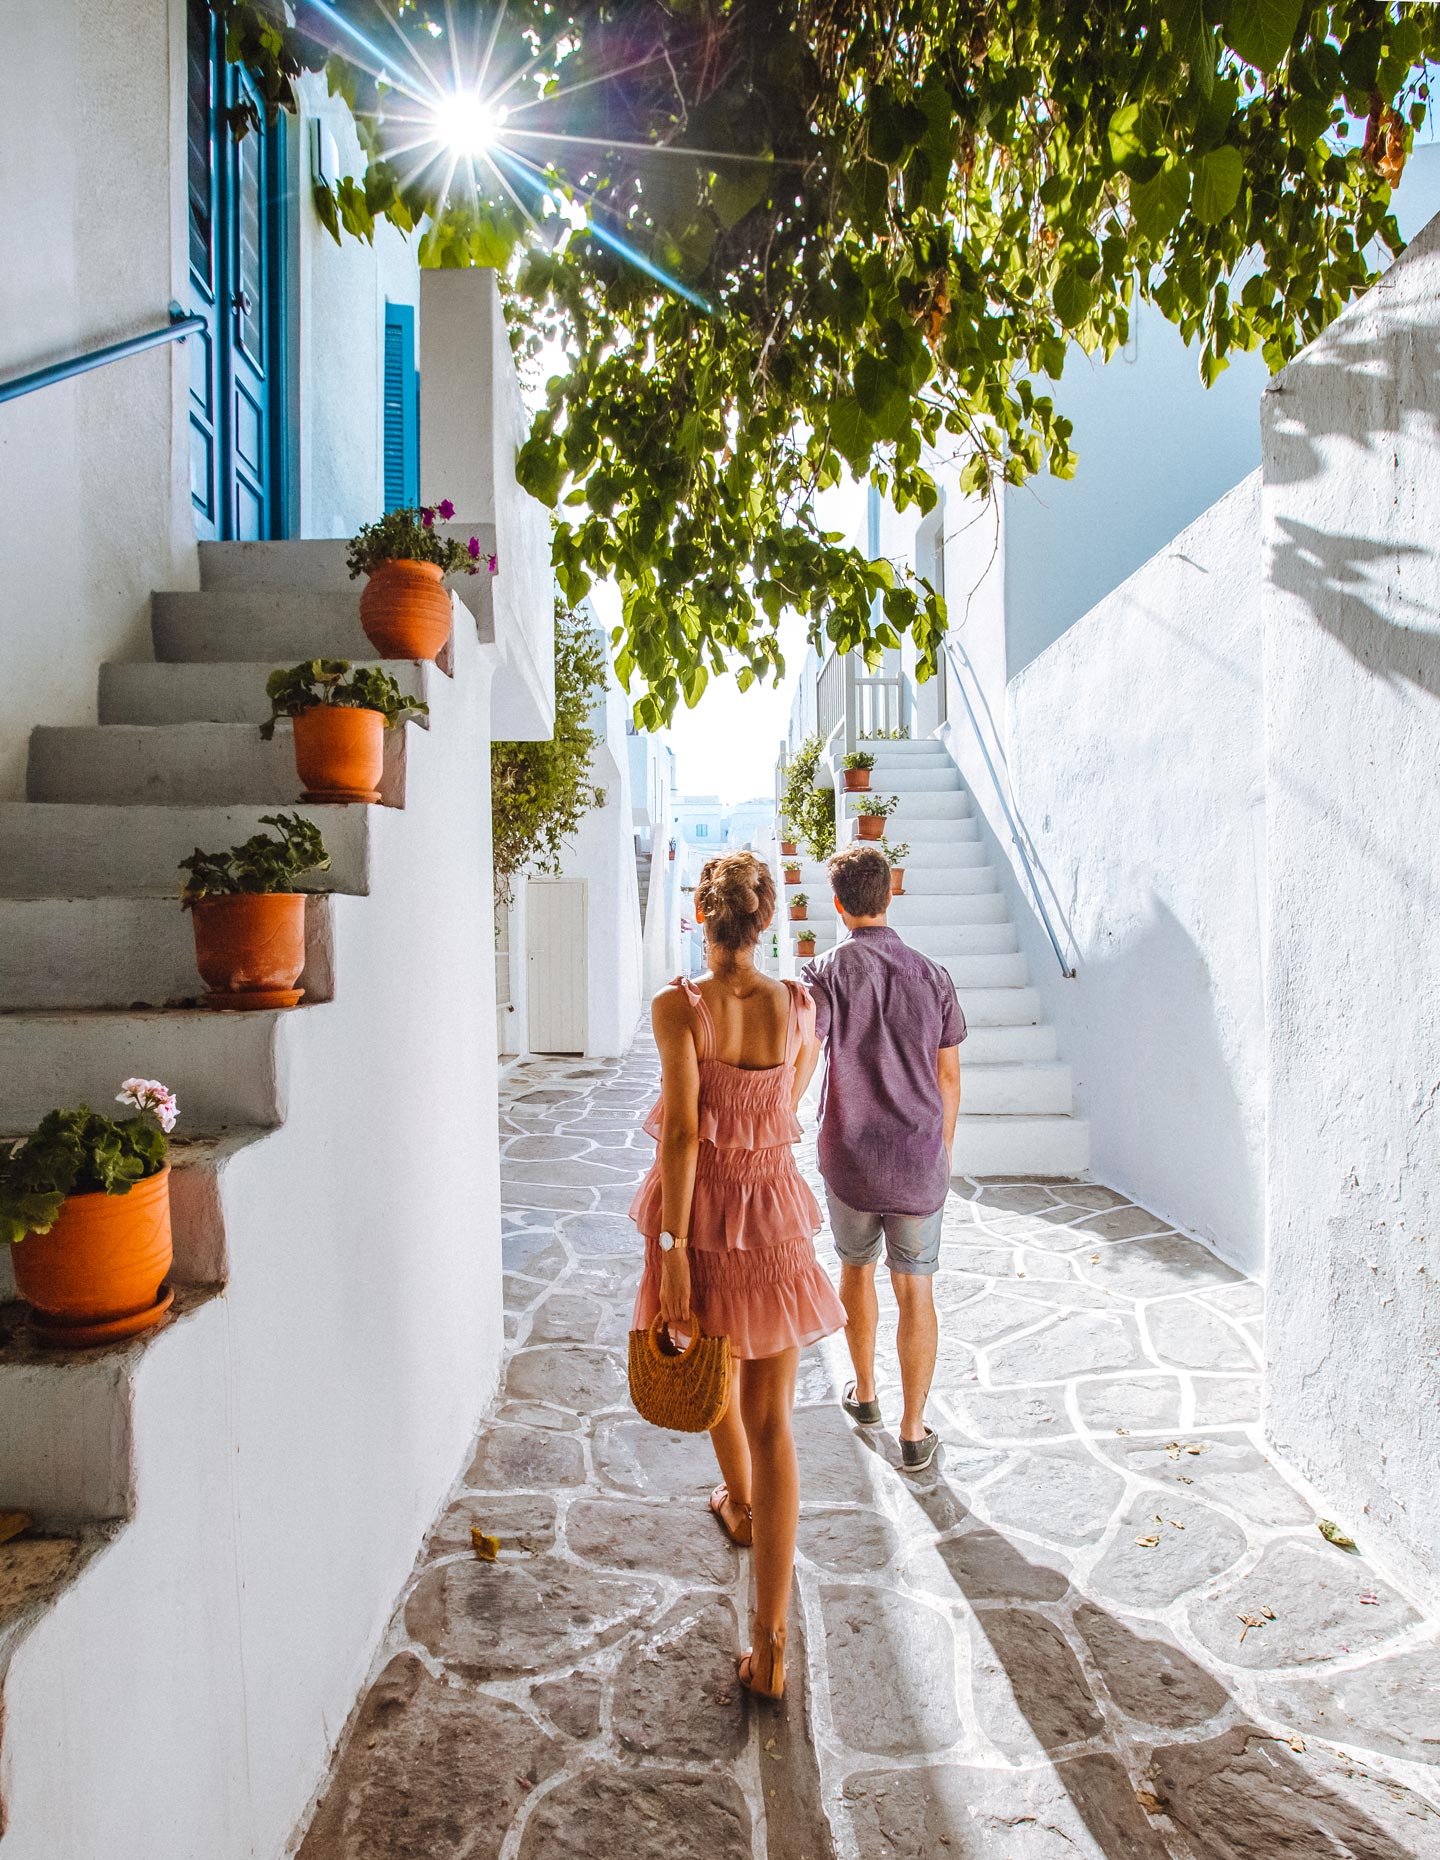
[663,613,809,805]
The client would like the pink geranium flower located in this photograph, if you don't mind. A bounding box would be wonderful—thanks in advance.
[117,1077,180,1134]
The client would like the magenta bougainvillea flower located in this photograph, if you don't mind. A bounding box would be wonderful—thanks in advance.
[438,499,455,520]
[420,507,434,528]
[487,552,498,574]
[467,535,481,561]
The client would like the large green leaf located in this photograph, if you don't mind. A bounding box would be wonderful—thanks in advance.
[1130,159,1191,238]
[1191,145,1245,224]
[1220,0,1304,70]
[1053,267,1096,329]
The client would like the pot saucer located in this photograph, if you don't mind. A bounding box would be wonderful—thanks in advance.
[31,1285,175,1350]
[300,788,381,805]
[203,987,304,1011]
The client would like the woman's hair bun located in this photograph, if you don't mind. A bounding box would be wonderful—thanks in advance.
[695,850,775,950]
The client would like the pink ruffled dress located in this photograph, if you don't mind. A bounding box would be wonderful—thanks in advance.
[631,977,846,1360]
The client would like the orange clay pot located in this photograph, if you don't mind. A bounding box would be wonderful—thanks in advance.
[890,867,906,895]
[856,815,885,840]
[779,839,798,858]
[14,1165,173,1346]
[789,901,807,922]
[359,559,452,662]
[795,935,817,956]
[292,704,385,804]
[843,768,871,791]
[191,892,307,1010]
[783,864,801,884]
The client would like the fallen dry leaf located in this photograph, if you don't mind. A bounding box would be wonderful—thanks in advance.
[1115,1426,1130,1436]
[1089,1253,1100,1265]
[1136,1534,1162,1548]
[0,1511,33,1547]
[1166,1442,1182,1461]
[1168,1519,1186,1531]
[1288,1736,1307,1753]
[1135,1789,1165,1815]
[1319,1519,1359,1553]
[1178,1475,1194,1485]
[1186,1443,1210,1456]
[1359,1591,1381,1605]
[471,1526,501,1562]
[1237,1612,1273,1644]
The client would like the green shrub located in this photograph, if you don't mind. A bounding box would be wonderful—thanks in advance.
[179,814,330,906]
[259,660,429,740]
[780,735,836,861]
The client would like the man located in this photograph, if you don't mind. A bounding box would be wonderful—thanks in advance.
[802,842,964,1472]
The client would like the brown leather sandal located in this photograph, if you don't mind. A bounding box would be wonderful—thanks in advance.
[738,1623,786,1701]
[709,1484,753,1547]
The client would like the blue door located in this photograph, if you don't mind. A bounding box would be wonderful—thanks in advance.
[187,0,288,540]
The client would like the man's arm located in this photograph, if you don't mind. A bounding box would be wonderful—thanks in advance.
[937,1044,961,1162]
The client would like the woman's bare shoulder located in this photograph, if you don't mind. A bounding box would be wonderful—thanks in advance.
[652,982,694,1026]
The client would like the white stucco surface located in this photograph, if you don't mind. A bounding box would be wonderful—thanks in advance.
[0,611,507,1860]
[1003,477,1268,1272]
[1261,215,1440,1608]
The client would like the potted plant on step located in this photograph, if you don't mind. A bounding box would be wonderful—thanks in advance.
[260,660,430,804]
[789,892,809,922]
[841,750,876,792]
[179,814,330,1010]
[782,858,802,886]
[1,1079,179,1347]
[347,502,488,662]
[882,839,910,895]
[778,822,798,858]
[795,928,817,958]
[852,794,898,841]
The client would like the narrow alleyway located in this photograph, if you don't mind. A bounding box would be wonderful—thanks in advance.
[299,1035,1440,1859]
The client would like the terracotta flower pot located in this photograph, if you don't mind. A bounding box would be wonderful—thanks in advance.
[191,892,308,1010]
[783,865,801,885]
[856,815,885,840]
[796,936,816,957]
[789,902,807,922]
[14,1165,174,1347]
[780,839,798,858]
[890,867,906,895]
[359,559,452,662]
[292,704,385,804]
[843,768,871,791]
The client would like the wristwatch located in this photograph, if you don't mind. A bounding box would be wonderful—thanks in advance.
[658,1231,688,1252]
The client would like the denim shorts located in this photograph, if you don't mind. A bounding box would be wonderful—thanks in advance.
[825,1188,943,1278]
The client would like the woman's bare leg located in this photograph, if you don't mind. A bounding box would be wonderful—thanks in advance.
[708,1388,753,1541]
[739,1348,800,1682]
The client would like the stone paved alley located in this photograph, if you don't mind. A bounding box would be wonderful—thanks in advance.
[300,1035,1440,1859]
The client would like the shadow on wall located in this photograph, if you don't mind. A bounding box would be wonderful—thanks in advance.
[1061,897,1263,1271]
[848,1452,1428,1857]
[1264,315,1440,486]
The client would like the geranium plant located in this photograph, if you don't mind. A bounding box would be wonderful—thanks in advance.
[881,839,910,864]
[346,503,492,579]
[842,751,876,772]
[258,661,430,740]
[0,1080,178,1246]
[853,794,900,819]
[178,814,330,906]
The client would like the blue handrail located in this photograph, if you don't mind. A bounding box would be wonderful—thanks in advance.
[943,635,1076,979]
[0,304,205,406]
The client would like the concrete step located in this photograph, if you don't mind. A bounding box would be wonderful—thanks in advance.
[941,952,1029,989]
[791,921,1018,957]
[99,660,433,728]
[842,792,970,821]
[0,1011,290,1135]
[958,1061,1074,1116]
[948,987,1042,1027]
[151,589,380,663]
[198,539,353,590]
[952,1113,1091,1179]
[855,738,949,758]
[782,867,1001,902]
[956,1023,1058,1064]
[0,804,370,898]
[26,723,404,808]
[888,893,1009,925]
[848,816,979,844]
[0,896,332,1011]
[899,859,993,886]
[861,764,963,791]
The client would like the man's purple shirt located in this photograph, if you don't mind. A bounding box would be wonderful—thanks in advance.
[802,926,966,1217]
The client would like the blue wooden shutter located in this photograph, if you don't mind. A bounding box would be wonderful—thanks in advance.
[383,302,418,511]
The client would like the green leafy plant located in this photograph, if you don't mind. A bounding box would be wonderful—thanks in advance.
[854,794,900,820]
[1,1080,177,1246]
[780,735,837,861]
[843,751,877,772]
[219,1,1440,724]
[178,814,330,906]
[881,839,910,864]
[791,892,810,908]
[872,727,911,742]
[258,660,430,740]
[345,505,488,580]
[782,860,802,879]
[492,604,608,906]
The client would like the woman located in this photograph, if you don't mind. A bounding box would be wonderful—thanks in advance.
[631,850,845,1700]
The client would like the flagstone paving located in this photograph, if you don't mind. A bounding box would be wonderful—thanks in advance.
[299,1038,1440,1860]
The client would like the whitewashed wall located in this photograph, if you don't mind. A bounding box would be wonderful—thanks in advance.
[0,3,421,800]
[1004,477,1268,1273]
[1261,216,1440,1608]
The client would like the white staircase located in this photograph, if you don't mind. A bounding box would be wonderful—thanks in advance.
[785,737,1089,1177]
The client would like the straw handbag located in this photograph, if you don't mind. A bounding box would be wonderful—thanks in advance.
[628,1313,733,1433]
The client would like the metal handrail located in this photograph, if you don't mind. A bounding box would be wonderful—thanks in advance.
[943,635,1075,979]
[0,304,204,406]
